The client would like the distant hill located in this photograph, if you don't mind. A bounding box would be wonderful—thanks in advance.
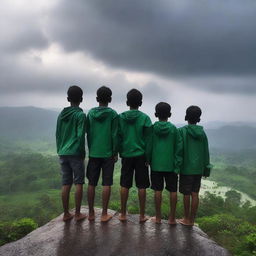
[207,125,256,150]
[0,106,256,151]
[0,106,58,141]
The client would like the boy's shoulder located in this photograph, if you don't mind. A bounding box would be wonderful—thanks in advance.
[119,110,151,126]
[179,124,207,139]
[58,106,85,120]
[152,121,178,136]
[88,107,117,119]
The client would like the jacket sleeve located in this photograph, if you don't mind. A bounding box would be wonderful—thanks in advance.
[117,116,122,156]
[203,134,213,177]
[85,113,91,151]
[55,116,60,154]
[111,113,119,156]
[77,112,86,158]
[144,116,152,162]
[145,125,153,163]
[174,128,183,174]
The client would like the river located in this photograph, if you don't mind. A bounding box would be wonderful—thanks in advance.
[200,179,256,206]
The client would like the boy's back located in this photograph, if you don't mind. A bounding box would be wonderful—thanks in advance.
[56,85,86,222]
[179,124,210,175]
[87,106,118,158]
[150,121,181,173]
[56,106,86,157]
[119,109,151,158]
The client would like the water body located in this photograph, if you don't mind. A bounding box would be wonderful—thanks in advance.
[200,179,256,207]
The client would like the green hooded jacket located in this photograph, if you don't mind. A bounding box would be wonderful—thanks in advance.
[148,121,182,173]
[179,124,212,176]
[118,110,152,158]
[56,106,86,157]
[86,107,118,158]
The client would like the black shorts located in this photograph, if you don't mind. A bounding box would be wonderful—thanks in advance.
[120,155,150,189]
[151,171,178,192]
[59,156,85,185]
[86,157,115,186]
[179,174,202,195]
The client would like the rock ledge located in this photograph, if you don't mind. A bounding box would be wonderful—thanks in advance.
[0,207,230,256]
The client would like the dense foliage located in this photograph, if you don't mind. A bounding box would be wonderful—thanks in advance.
[0,152,256,255]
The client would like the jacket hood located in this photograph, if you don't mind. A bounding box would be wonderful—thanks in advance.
[154,122,173,136]
[90,107,113,121]
[120,110,141,123]
[186,125,205,139]
[60,107,83,121]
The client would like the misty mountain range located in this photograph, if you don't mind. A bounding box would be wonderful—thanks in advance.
[0,106,255,151]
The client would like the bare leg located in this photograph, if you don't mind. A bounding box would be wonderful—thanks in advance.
[62,185,74,221]
[168,192,177,224]
[190,192,199,225]
[75,184,86,221]
[178,194,193,226]
[119,186,129,221]
[87,185,95,221]
[101,186,112,222]
[138,188,148,223]
[151,191,162,223]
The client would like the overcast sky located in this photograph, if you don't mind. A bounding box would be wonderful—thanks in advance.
[1,0,256,123]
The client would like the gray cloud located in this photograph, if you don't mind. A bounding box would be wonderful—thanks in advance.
[49,0,256,79]
[0,0,256,98]
[0,54,167,104]
[0,3,49,53]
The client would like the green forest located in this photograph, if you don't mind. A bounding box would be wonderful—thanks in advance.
[0,149,256,255]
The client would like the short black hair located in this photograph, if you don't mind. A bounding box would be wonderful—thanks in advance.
[155,102,171,119]
[127,89,142,108]
[67,85,83,103]
[97,86,112,103]
[185,105,202,124]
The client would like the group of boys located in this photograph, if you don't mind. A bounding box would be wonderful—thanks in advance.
[56,85,211,226]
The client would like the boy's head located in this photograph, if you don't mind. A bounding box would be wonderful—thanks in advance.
[185,105,202,124]
[67,85,83,104]
[155,102,171,120]
[126,89,142,108]
[96,86,112,104]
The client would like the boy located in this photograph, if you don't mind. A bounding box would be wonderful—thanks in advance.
[56,85,87,222]
[178,105,212,226]
[118,89,152,223]
[149,102,182,224]
[86,86,118,222]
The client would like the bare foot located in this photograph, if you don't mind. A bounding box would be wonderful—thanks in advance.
[88,214,95,221]
[88,211,95,221]
[63,212,74,222]
[177,218,193,226]
[168,218,177,225]
[75,213,87,221]
[119,214,127,222]
[150,216,161,224]
[101,214,112,222]
[139,215,149,223]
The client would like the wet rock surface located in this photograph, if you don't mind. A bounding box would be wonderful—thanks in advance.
[0,207,230,256]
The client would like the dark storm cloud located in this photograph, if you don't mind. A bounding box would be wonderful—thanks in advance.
[1,0,256,97]
[188,76,256,94]
[0,5,49,53]
[0,56,167,102]
[49,0,256,79]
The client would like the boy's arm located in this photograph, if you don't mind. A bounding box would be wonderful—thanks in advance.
[55,115,60,154]
[203,135,213,177]
[85,114,91,150]
[111,113,119,159]
[144,116,152,162]
[174,128,183,174]
[77,112,86,158]
[117,116,122,157]
[145,125,153,164]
